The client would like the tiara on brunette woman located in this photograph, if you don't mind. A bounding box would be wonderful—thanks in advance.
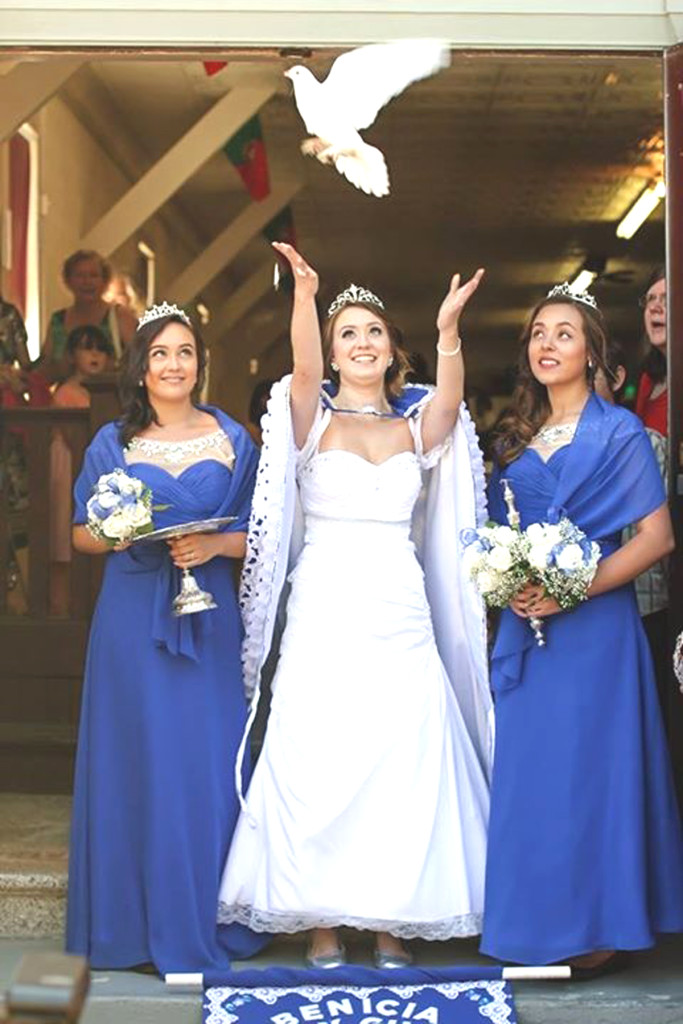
[546,282,598,311]
[327,283,385,318]
[137,301,192,328]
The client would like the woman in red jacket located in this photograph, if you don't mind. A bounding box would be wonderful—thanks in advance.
[635,266,667,436]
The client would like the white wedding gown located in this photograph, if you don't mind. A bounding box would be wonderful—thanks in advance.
[218,409,489,939]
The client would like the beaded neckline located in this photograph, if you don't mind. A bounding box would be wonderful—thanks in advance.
[531,421,578,447]
[126,429,231,466]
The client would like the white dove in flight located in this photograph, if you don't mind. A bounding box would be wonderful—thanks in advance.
[284,39,450,198]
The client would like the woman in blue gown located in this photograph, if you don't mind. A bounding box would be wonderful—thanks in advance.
[66,303,264,973]
[481,284,683,971]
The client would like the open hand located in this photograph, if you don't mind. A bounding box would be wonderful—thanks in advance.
[272,241,319,299]
[436,268,485,335]
[168,533,220,569]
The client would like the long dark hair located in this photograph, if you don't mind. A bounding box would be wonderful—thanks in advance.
[118,314,207,446]
[493,295,611,467]
[641,264,667,384]
[322,300,411,398]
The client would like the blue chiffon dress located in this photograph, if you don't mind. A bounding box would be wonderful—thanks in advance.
[66,407,265,973]
[481,394,683,965]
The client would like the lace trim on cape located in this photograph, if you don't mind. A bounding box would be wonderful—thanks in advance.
[239,376,293,701]
[217,902,482,940]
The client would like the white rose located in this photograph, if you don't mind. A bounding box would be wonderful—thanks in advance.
[489,545,513,572]
[525,522,546,545]
[528,544,552,571]
[463,545,484,574]
[494,525,517,547]
[125,503,152,529]
[101,510,131,541]
[543,524,564,547]
[555,543,584,571]
[477,569,496,594]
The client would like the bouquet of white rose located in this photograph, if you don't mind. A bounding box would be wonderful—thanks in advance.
[523,519,601,612]
[461,479,601,645]
[86,469,155,546]
[460,523,529,608]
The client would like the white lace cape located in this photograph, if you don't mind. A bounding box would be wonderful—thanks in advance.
[235,375,493,809]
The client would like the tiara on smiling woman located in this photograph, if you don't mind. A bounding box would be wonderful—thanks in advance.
[138,301,192,328]
[546,282,598,311]
[327,284,385,318]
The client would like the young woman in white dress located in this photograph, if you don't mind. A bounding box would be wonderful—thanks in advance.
[218,242,492,967]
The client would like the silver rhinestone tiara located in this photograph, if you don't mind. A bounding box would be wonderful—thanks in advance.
[546,282,598,311]
[327,283,385,318]
[138,301,192,329]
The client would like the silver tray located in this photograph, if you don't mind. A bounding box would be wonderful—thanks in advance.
[131,516,237,545]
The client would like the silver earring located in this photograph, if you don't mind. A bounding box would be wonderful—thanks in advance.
[388,357,394,367]
[331,361,339,372]
[138,379,145,387]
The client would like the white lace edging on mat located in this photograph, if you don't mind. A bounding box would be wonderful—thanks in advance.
[217,903,482,940]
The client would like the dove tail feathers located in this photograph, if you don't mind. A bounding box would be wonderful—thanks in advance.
[335,142,390,198]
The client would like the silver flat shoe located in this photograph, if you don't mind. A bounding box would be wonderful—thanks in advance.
[306,945,346,969]
[374,949,413,969]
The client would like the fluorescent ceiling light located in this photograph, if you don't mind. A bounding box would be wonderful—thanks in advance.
[569,269,597,293]
[616,180,666,240]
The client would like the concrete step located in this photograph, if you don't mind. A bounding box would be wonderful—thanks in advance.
[0,723,76,794]
[0,793,69,939]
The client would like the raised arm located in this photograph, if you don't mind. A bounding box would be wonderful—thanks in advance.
[272,242,323,448]
[421,268,485,453]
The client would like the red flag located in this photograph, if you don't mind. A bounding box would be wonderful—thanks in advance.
[203,61,228,77]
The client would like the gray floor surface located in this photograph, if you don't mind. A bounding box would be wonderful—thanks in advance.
[1,934,683,1024]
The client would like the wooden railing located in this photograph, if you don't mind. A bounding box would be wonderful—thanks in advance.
[0,376,120,623]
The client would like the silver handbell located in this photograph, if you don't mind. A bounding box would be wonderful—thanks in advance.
[172,568,217,616]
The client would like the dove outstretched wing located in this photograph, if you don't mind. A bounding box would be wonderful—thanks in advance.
[319,39,450,132]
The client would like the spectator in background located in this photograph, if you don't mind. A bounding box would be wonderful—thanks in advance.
[49,325,113,616]
[42,250,137,381]
[605,289,671,716]
[0,293,31,383]
[636,266,667,436]
[246,379,274,447]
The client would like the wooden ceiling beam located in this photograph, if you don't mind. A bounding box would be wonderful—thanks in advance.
[78,82,276,256]
[169,179,301,305]
[0,59,84,142]
[208,262,275,342]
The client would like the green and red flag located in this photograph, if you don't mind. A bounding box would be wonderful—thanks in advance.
[224,115,270,201]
